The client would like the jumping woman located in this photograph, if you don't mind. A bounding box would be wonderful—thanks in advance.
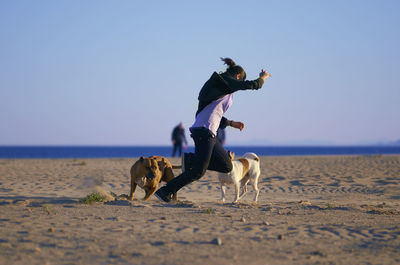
[155,57,271,202]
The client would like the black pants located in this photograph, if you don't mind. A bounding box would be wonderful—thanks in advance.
[164,128,233,194]
[172,142,183,157]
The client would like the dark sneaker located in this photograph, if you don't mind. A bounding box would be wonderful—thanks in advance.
[181,152,194,173]
[154,187,172,203]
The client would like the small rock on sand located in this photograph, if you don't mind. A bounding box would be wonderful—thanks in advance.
[212,237,222,246]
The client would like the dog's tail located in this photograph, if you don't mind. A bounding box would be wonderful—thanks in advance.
[172,165,182,169]
[243,152,260,162]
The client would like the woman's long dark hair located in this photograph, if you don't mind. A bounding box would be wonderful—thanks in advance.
[220,57,246,81]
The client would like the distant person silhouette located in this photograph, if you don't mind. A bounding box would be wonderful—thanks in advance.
[171,122,188,157]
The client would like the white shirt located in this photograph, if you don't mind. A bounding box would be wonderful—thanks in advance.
[191,94,233,136]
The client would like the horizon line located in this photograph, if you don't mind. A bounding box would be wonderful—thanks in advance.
[1,144,399,147]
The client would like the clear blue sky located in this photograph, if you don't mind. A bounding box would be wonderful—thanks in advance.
[1,0,399,146]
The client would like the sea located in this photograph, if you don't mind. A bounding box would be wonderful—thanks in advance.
[1,146,400,159]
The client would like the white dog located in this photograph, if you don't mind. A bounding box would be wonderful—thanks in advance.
[218,152,261,203]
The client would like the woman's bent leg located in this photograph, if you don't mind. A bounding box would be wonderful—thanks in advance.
[207,139,233,173]
[162,129,216,194]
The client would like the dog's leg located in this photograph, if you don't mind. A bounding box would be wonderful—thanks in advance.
[252,173,260,202]
[143,187,157,201]
[129,182,137,200]
[238,184,248,201]
[233,182,241,203]
[239,181,248,197]
[220,183,227,202]
[239,186,245,197]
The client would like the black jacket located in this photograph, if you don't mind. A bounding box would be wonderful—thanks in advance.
[196,72,264,129]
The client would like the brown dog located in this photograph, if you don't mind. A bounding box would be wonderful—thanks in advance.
[129,156,180,201]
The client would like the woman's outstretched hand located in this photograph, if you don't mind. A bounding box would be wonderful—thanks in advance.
[231,121,245,131]
[259,69,271,80]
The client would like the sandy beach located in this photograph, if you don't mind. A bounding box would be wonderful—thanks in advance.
[0,155,399,265]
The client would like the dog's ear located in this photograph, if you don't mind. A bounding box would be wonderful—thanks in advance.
[228,151,235,161]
